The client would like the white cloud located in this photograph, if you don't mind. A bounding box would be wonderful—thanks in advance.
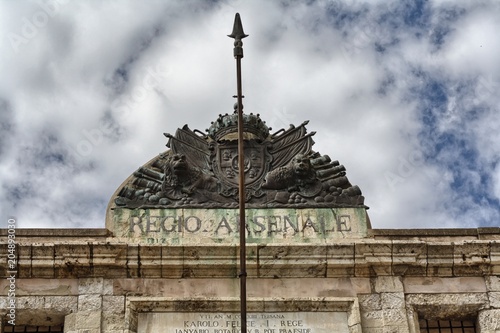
[1,0,499,229]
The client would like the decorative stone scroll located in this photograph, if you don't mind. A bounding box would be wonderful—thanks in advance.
[109,113,365,210]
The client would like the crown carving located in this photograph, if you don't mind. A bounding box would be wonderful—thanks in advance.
[207,112,270,141]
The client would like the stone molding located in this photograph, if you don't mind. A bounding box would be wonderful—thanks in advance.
[1,240,500,279]
[124,297,362,333]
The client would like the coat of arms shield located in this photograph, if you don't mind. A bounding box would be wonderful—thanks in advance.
[212,141,271,190]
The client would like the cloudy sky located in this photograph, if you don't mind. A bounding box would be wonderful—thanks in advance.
[1,0,499,229]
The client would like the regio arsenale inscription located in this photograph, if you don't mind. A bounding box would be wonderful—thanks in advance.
[138,312,349,333]
[112,208,368,244]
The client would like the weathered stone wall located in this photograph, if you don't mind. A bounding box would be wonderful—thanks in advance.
[2,275,500,332]
[1,228,499,332]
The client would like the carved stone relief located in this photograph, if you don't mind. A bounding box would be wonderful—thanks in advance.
[113,113,365,209]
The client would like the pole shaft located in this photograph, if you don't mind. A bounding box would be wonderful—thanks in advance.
[236,54,247,333]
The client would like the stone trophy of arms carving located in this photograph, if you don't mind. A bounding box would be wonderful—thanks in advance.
[112,112,365,209]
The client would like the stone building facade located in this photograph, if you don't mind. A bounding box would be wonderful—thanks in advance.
[1,114,500,332]
[1,224,500,332]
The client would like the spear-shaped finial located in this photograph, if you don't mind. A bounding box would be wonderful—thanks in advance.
[228,13,248,58]
[228,12,248,333]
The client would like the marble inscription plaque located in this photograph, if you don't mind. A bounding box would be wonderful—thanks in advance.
[111,207,368,244]
[138,312,349,333]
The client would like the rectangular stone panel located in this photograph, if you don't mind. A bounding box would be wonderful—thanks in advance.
[137,312,349,333]
[0,278,77,296]
[111,207,368,245]
[403,277,486,293]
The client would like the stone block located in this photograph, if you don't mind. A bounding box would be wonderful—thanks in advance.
[348,300,362,328]
[16,296,45,309]
[64,312,76,330]
[161,246,184,278]
[355,242,392,276]
[405,306,420,333]
[351,278,372,294]
[486,276,500,291]
[32,243,55,278]
[102,312,127,331]
[127,244,173,278]
[478,309,500,330]
[380,293,405,309]
[326,243,355,277]
[245,244,259,277]
[358,294,382,311]
[454,241,491,276]
[241,243,260,278]
[403,277,486,293]
[103,279,114,295]
[361,327,382,333]
[103,296,125,314]
[44,296,78,313]
[257,244,326,278]
[490,242,500,274]
[8,296,74,326]
[113,278,239,298]
[0,244,6,277]
[4,278,78,296]
[348,323,362,333]
[182,245,238,278]
[361,309,384,328]
[92,243,128,277]
[126,244,140,278]
[382,326,409,333]
[78,294,102,311]
[248,278,368,298]
[54,244,91,278]
[391,241,427,276]
[406,293,489,319]
[138,245,162,277]
[427,243,453,277]
[17,245,32,278]
[79,278,104,294]
[75,330,99,333]
[381,308,408,327]
[75,310,102,329]
[374,276,403,293]
[488,291,500,308]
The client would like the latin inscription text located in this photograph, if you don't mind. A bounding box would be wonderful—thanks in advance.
[174,313,311,333]
[128,214,351,238]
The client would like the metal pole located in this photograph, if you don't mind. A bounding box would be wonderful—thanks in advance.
[228,13,248,333]
[237,55,247,333]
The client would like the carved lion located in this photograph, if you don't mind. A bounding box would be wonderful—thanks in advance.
[262,154,320,195]
[162,153,217,199]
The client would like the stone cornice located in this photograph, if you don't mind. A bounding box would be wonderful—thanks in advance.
[370,227,500,240]
[1,239,499,279]
[3,227,499,240]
